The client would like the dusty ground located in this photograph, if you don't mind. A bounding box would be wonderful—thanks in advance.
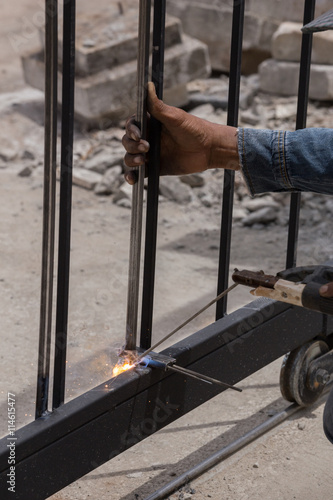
[1,2,333,500]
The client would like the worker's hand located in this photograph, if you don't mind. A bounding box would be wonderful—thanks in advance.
[320,282,333,298]
[122,82,239,184]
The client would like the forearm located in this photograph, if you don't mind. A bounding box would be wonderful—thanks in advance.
[238,127,333,196]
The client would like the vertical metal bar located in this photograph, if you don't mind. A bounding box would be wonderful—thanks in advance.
[125,0,151,351]
[140,0,166,349]
[53,0,76,409]
[216,0,245,320]
[286,0,315,269]
[35,0,58,419]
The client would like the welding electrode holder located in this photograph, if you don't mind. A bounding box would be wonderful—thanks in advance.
[278,265,333,316]
[233,265,333,316]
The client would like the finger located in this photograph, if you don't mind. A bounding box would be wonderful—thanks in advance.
[125,115,142,141]
[124,152,146,168]
[124,170,138,185]
[147,81,189,126]
[122,134,149,155]
[320,282,333,298]
[147,81,169,121]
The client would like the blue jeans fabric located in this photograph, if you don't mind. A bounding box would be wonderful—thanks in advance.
[238,127,333,196]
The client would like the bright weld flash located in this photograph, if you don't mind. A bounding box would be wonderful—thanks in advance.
[112,362,135,377]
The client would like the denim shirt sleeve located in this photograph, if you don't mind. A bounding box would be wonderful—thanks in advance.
[238,127,333,196]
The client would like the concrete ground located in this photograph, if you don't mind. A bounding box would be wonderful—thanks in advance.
[1,2,333,500]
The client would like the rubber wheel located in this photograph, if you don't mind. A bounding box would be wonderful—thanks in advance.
[280,340,329,406]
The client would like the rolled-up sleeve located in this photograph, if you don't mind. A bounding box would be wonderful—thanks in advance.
[238,127,333,196]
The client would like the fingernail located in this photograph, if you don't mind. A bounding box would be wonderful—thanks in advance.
[320,285,329,296]
[138,144,146,152]
[134,157,142,164]
[125,174,134,185]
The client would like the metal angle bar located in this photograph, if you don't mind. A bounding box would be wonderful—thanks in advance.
[286,0,315,269]
[1,301,330,498]
[53,0,76,410]
[35,0,58,419]
[216,0,245,320]
[125,0,151,351]
[140,0,166,349]
[145,402,302,500]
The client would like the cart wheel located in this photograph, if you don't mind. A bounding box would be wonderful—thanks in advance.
[280,340,329,406]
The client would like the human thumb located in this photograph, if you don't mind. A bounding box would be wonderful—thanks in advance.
[147,81,169,121]
[319,282,333,298]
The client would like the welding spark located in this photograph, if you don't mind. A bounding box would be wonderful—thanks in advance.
[112,362,135,377]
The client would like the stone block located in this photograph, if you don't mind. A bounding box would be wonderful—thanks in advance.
[48,10,183,76]
[272,22,333,65]
[259,59,333,100]
[247,0,330,21]
[70,167,103,190]
[22,35,210,126]
[167,1,278,73]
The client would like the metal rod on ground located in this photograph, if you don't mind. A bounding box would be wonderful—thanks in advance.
[53,0,76,410]
[216,0,245,320]
[140,0,166,350]
[286,0,315,269]
[144,402,303,500]
[125,0,151,351]
[35,0,58,419]
[136,283,238,363]
[167,364,242,392]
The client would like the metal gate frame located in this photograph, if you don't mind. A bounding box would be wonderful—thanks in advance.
[1,0,332,499]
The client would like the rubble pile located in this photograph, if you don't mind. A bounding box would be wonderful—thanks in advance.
[2,74,333,234]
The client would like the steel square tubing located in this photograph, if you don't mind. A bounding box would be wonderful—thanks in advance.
[1,299,332,498]
[216,0,245,319]
[52,0,76,409]
[140,0,166,349]
[286,0,315,269]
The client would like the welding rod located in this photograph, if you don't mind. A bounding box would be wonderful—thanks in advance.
[167,364,242,392]
[125,0,151,351]
[136,283,238,363]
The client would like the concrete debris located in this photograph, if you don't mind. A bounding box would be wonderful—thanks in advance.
[22,10,210,126]
[272,22,333,65]
[18,165,33,177]
[71,167,103,190]
[259,59,333,101]
[84,147,124,174]
[159,177,193,204]
[94,165,123,195]
[167,0,331,73]
[21,149,35,161]
[180,173,205,188]
[242,197,280,212]
[0,148,17,162]
[113,181,133,205]
[242,207,278,226]
[5,66,333,231]
[114,197,132,209]
[233,207,249,221]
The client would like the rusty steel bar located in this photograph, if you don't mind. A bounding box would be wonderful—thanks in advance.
[125,0,151,351]
[35,0,58,419]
